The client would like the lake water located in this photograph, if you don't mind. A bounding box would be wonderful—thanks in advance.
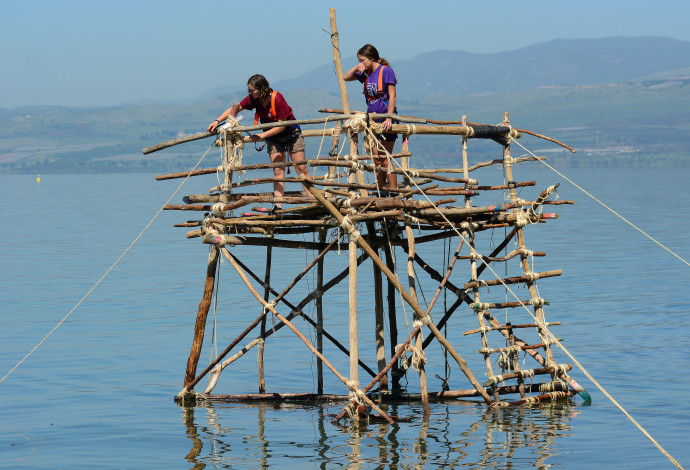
[1,162,689,469]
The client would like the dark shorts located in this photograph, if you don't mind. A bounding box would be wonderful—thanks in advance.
[377,132,398,142]
[266,130,305,154]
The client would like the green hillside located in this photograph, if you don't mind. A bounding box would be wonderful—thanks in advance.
[1,76,689,173]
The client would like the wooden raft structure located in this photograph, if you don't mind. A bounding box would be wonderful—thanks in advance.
[146,10,590,422]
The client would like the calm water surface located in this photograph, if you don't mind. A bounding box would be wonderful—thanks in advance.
[1,164,689,469]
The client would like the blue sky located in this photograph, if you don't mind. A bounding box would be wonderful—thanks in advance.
[2,0,690,109]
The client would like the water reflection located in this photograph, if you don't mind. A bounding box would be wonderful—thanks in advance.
[180,400,580,469]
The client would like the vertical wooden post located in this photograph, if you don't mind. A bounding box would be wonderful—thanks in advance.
[348,236,359,410]
[406,225,430,414]
[329,9,350,116]
[316,229,326,395]
[184,246,219,389]
[501,112,556,370]
[507,322,526,399]
[367,222,389,393]
[258,244,272,393]
[384,242,401,390]
[329,8,366,196]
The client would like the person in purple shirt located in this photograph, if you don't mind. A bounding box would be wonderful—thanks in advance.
[345,44,398,191]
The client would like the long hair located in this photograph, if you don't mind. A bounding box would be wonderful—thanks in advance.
[357,44,390,67]
[247,74,272,104]
[357,44,395,83]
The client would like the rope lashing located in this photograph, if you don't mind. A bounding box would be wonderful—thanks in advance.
[525,272,540,282]
[204,226,227,246]
[349,160,364,171]
[263,300,277,315]
[210,202,226,217]
[340,215,361,242]
[547,390,570,400]
[498,350,512,371]
[470,302,491,311]
[460,221,475,233]
[520,369,536,379]
[311,288,324,299]
[538,382,557,393]
[484,374,504,387]
[215,117,246,190]
[403,213,421,228]
[345,380,366,400]
[395,343,427,372]
[467,250,482,261]
[404,124,417,135]
[529,297,548,308]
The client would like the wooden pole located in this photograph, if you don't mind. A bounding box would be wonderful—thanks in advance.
[406,225,430,414]
[316,229,326,395]
[183,246,219,390]
[368,222,389,394]
[329,9,350,116]
[258,245,272,393]
[348,236,360,412]
[384,239,401,390]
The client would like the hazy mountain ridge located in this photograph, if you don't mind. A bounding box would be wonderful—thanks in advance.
[2,37,689,172]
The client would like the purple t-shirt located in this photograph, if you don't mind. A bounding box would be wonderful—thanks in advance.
[356,65,397,116]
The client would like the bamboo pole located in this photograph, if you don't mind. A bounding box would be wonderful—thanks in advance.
[406,225,430,414]
[329,9,349,116]
[384,238,401,390]
[304,180,493,404]
[258,245,272,393]
[183,246,219,390]
[316,229,326,395]
[462,270,562,290]
[187,381,568,403]
[367,222,389,393]
[348,236,360,410]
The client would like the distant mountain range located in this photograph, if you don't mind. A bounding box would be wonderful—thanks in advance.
[2,36,689,172]
[186,36,690,104]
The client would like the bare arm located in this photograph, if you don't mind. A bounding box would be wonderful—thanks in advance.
[250,125,287,143]
[207,102,244,132]
[344,62,366,81]
[382,83,397,131]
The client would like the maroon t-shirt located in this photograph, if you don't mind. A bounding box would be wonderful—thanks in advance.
[240,91,295,124]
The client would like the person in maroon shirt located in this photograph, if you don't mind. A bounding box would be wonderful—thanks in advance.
[208,74,312,211]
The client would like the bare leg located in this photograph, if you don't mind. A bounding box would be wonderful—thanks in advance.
[289,150,312,193]
[373,140,397,190]
[270,151,286,207]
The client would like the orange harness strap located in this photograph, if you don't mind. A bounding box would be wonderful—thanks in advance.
[254,91,277,126]
[363,65,388,103]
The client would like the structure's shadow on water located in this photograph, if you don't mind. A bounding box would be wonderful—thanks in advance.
[180,400,582,469]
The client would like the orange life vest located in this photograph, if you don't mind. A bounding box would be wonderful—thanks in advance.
[254,90,278,126]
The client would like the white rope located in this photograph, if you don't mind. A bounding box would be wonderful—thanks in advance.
[0,141,217,385]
